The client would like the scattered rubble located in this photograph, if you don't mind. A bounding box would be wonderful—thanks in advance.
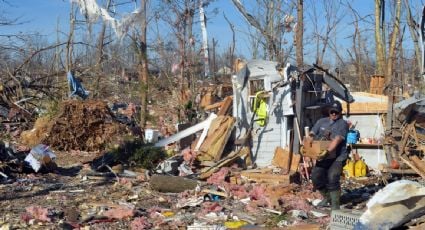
[0,66,425,229]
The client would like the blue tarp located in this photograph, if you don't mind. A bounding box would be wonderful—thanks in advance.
[67,71,89,99]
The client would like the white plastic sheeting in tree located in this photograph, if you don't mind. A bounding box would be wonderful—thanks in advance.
[70,0,143,40]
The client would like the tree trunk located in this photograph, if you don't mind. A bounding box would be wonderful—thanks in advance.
[94,0,112,97]
[386,0,401,84]
[150,175,198,193]
[200,0,210,78]
[139,0,149,129]
[66,3,75,73]
[375,0,386,76]
[223,14,235,72]
[296,0,304,68]
[404,0,421,80]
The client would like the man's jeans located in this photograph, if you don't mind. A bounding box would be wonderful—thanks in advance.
[311,159,344,191]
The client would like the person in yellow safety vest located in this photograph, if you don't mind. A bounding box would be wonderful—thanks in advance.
[253,91,269,127]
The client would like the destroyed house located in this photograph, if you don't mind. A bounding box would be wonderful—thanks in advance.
[232,60,354,166]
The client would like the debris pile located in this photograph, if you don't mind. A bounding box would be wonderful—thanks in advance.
[24,100,129,151]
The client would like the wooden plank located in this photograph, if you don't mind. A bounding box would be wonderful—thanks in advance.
[400,155,425,179]
[198,116,235,161]
[271,147,291,173]
[204,101,223,111]
[155,113,217,147]
[240,172,292,184]
[199,147,250,179]
[341,102,387,114]
[353,92,388,100]
[410,155,425,174]
[217,96,233,116]
[290,153,301,173]
[200,90,213,108]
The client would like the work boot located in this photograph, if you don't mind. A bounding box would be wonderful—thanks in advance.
[316,190,330,208]
[329,190,341,210]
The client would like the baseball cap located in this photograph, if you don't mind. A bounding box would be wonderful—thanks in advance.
[330,101,342,113]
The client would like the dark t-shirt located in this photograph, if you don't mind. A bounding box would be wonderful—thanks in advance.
[311,117,348,161]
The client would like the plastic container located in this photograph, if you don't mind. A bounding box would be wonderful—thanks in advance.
[347,129,360,144]
[354,159,367,177]
[343,159,355,178]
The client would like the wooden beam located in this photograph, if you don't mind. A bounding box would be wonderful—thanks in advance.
[410,155,425,174]
[400,155,425,179]
[155,113,217,147]
[217,96,233,116]
[239,172,294,184]
[198,116,235,161]
[198,147,249,179]
[204,101,223,111]
[290,153,301,173]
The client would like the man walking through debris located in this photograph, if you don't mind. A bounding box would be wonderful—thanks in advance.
[307,101,348,210]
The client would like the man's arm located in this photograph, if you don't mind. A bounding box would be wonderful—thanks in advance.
[327,120,348,152]
[326,136,343,152]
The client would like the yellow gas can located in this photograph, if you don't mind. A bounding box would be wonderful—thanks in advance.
[354,159,367,177]
[343,159,355,178]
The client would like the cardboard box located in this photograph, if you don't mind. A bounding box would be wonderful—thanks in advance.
[302,138,331,159]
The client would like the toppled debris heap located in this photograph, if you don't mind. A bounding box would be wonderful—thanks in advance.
[22,100,128,151]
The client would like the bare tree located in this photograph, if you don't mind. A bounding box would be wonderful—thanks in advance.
[308,0,346,66]
[403,0,421,81]
[138,0,149,128]
[295,0,303,67]
[223,13,236,72]
[346,3,373,91]
[386,0,402,83]
[230,0,295,62]
[375,0,386,76]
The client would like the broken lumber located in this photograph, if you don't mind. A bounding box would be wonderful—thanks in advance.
[290,153,301,173]
[400,155,425,179]
[150,175,199,193]
[239,171,294,184]
[217,96,233,116]
[197,116,235,161]
[410,155,425,174]
[204,101,223,111]
[199,147,250,179]
[155,113,217,147]
[272,147,291,173]
[380,167,418,175]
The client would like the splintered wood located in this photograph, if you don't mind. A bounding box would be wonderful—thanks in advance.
[197,116,235,161]
[400,155,425,179]
[199,147,250,179]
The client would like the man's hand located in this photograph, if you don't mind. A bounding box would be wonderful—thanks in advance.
[317,149,329,160]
